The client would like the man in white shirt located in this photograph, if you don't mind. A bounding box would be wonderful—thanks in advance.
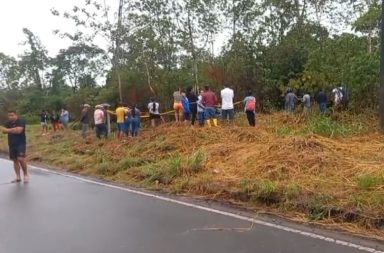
[220,84,234,121]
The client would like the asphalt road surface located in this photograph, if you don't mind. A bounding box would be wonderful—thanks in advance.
[0,158,383,253]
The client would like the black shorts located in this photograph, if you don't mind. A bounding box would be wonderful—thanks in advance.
[9,144,26,160]
[149,113,161,120]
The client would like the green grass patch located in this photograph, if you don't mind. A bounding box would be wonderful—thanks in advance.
[357,174,377,189]
[186,149,205,173]
[307,114,368,137]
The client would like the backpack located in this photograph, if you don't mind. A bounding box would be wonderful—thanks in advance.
[246,97,256,111]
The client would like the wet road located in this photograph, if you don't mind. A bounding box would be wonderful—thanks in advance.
[0,158,383,253]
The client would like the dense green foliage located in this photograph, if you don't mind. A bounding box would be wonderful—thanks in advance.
[0,0,381,122]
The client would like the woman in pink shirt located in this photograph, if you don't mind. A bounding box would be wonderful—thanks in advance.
[94,105,107,139]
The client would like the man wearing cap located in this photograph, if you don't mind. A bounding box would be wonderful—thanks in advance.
[94,105,107,139]
[80,104,91,139]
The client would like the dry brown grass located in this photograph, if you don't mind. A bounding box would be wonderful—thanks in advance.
[1,112,383,238]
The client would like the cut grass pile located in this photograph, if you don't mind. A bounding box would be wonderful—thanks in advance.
[0,112,383,238]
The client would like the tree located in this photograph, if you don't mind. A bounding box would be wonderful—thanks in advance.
[19,28,49,89]
[53,44,107,90]
[0,53,20,89]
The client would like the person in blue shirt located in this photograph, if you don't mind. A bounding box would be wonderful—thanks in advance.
[181,92,190,122]
[130,105,141,137]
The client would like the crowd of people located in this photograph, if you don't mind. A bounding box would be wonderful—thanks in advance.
[166,85,256,127]
[284,86,347,114]
[39,108,70,135]
[35,84,347,141]
[0,84,348,183]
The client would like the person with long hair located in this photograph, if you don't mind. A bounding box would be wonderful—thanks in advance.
[173,87,183,122]
[186,86,198,125]
[148,98,161,127]
[130,104,141,137]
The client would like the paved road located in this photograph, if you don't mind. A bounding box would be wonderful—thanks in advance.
[0,158,383,253]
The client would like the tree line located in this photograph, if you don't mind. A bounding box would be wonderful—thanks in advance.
[0,0,381,123]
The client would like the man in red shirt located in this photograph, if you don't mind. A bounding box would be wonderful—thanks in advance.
[202,86,218,127]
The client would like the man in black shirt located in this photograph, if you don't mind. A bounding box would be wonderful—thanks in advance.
[80,104,91,139]
[1,110,29,183]
[40,110,49,135]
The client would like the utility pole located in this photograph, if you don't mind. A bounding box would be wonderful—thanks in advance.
[380,0,384,131]
[116,0,124,102]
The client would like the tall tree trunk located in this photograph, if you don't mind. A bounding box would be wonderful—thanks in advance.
[379,0,384,131]
[115,0,124,102]
[187,7,199,92]
[368,31,372,53]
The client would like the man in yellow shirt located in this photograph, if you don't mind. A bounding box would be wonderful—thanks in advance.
[116,103,127,139]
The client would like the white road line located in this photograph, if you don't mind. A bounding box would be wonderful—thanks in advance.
[30,165,383,253]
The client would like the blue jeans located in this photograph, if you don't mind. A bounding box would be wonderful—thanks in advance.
[222,109,234,121]
[95,124,107,138]
[204,107,216,119]
[124,118,131,135]
[198,112,205,126]
[131,117,140,136]
[319,103,327,114]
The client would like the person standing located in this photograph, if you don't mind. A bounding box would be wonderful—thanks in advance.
[197,90,205,127]
[316,89,327,114]
[220,84,235,122]
[40,110,49,135]
[186,86,198,125]
[94,105,107,139]
[202,86,218,127]
[243,91,256,127]
[332,87,344,112]
[130,105,141,137]
[285,89,298,112]
[1,110,29,183]
[80,104,91,139]
[173,88,183,122]
[60,108,69,130]
[50,110,60,132]
[302,91,311,115]
[181,92,190,122]
[148,98,161,127]
[116,103,127,139]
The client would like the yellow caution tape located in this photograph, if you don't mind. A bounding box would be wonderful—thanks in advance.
[107,101,244,119]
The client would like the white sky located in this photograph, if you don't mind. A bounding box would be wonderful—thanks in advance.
[0,0,117,58]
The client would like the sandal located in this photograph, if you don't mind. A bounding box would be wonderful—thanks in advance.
[11,179,22,183]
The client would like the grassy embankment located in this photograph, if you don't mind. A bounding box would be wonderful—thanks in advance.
[1,112,383,238]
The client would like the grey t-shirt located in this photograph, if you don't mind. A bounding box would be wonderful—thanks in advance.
[173,91,182,103]
[286,92,297,106]
[302,94,311,108]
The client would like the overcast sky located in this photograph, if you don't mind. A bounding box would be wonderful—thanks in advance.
[0,0,117,58]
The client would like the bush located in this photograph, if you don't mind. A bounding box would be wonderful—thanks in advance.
[96,162,118,176]
[357,174,377,189]
[248,180,281,204]
[167,155,182,177]
[118,157,149,170]
[285,184,301,200]
[186,149,205,173]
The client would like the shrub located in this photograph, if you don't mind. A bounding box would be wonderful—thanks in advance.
[357,174,377,189]
[186,149,205,173]
[96,162,118,176]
